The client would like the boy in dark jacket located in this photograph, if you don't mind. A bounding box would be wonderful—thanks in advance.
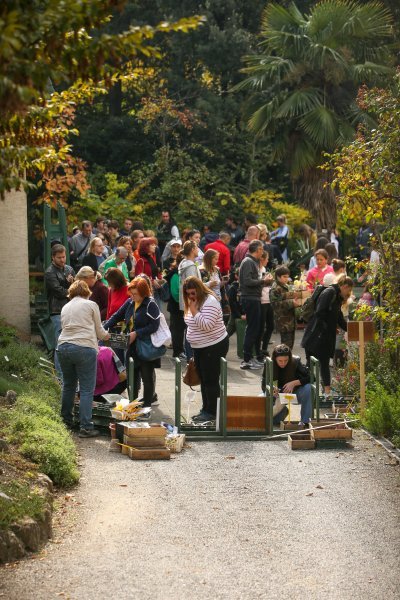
[270,266,301,350]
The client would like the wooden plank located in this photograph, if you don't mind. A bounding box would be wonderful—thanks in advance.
[128,446,171,460]
[310,421,352,440]
[226,395,267,431]
[123,435,167,448]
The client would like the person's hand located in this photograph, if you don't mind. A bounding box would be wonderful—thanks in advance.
[104,332,111,341]
[293,298,302,307]
[282,381,296,393]
[153,279,160,289]
[129,331,137,344]
[208,280,218,288]
[264,273,274,283]
[241,315,246,320]
[66,274,74,283]
[189,298,199,315]
[273,386,279,398]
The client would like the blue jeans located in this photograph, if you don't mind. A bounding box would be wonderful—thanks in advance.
[57,343,97,430]
[296,383,312,423]
[50,314,63,380]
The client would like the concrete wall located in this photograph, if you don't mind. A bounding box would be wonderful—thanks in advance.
[0,190,31,334]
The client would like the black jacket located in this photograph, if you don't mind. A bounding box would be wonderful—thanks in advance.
[262,356,310,393]
[44,263,75,315]
[301,284,347,360]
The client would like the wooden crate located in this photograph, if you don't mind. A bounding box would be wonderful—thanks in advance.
[123,424,166,438]
[123,434,166,448]
[280,421,303,431]
[226,395,270,431]
[128,446,170,460]
[288,431,316,450]
[310,420,352,440]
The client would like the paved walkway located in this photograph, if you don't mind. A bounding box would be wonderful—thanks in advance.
[1,332,399,599]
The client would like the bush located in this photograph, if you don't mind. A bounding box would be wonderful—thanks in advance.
[0,336,79,488]
[363,377,400,441]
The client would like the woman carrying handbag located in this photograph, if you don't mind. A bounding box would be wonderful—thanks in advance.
[103,277,163,418]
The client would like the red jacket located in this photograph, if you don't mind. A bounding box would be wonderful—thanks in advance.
[204,239,231,275]
[107,285,129,319]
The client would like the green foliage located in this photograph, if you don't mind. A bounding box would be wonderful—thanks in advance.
[328,72,400,357]
[0,0,204,195]
[0,320,18,347]
[0,481,46,530]
[234,0,395,228]
[0,337,78,487]
[363,377,400,439]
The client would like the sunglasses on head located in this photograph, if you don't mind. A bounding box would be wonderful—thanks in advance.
[275,345,290,355]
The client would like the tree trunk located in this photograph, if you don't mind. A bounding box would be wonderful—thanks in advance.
[108,80,122,117]
[0,190,31,334]
[293,167,337,231]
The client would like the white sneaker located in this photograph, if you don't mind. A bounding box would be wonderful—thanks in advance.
[250,358,264,369]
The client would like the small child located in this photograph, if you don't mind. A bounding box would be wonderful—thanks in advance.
[270,266,302,350]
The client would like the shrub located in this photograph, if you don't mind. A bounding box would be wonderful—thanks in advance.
[0,335,79,488]
[0,481,46,530]
[363,377,400,441]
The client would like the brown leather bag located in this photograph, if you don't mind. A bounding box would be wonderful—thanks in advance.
[182,358,201,387]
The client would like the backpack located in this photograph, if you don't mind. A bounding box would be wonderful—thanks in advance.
[300,285,325,322]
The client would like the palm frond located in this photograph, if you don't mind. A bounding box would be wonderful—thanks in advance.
[261,3,304,35]
[247,98,281,135]
[351,62,394,84]
[275,88,323,119]
[289,135,319,177]
[299,106,339,149]
[344,3,393,39]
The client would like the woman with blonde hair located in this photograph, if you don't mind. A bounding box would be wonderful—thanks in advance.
[183,276,229,422]
[56,280,110,437]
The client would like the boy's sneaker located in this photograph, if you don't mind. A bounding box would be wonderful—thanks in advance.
[240,359,262,370]
[240,360,252,370]
[78,428,100,438]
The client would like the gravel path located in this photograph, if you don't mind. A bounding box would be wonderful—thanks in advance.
[1,334,399,599]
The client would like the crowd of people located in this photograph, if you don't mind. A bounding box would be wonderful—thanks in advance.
[43,210,378,435]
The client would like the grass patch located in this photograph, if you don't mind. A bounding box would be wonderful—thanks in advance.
[0,481,46,530]
[0,323,79,488]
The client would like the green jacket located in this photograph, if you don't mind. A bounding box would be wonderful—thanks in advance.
[101,257,129,286]
[270,281,296,333]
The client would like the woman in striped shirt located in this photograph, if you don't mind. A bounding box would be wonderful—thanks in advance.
[183,276,229,422]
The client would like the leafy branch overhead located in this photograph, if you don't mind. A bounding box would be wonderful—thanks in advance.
[0,0,205,195]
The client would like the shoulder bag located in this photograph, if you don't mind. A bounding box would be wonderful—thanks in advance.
[183,358,201,388]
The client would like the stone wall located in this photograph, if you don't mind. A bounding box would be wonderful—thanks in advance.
[0,190,31,334]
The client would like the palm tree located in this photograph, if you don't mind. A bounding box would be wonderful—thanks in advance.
[234,0,394,229]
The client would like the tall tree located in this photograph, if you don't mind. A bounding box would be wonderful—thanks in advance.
[234,0,394,229]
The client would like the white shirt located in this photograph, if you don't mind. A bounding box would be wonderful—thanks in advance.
[58,297,109,352]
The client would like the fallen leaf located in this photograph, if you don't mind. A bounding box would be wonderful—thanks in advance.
[316,485,324,489]
[119,484,128,487]
[306,492,313,497]
[225,455,235,460]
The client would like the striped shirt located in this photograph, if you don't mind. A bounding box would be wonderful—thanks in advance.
[184,294,227,348]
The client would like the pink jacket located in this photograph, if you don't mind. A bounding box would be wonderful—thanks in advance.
[94,346,120,396]
[306,265,334,290]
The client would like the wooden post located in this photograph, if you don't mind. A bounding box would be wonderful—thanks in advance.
[358,322,366,414]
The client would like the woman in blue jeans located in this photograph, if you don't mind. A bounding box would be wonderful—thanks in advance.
[268,344,312,427]
[57,280,110,437]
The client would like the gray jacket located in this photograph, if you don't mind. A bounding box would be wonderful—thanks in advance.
[178,259,201,310]
[239,255,264,299]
